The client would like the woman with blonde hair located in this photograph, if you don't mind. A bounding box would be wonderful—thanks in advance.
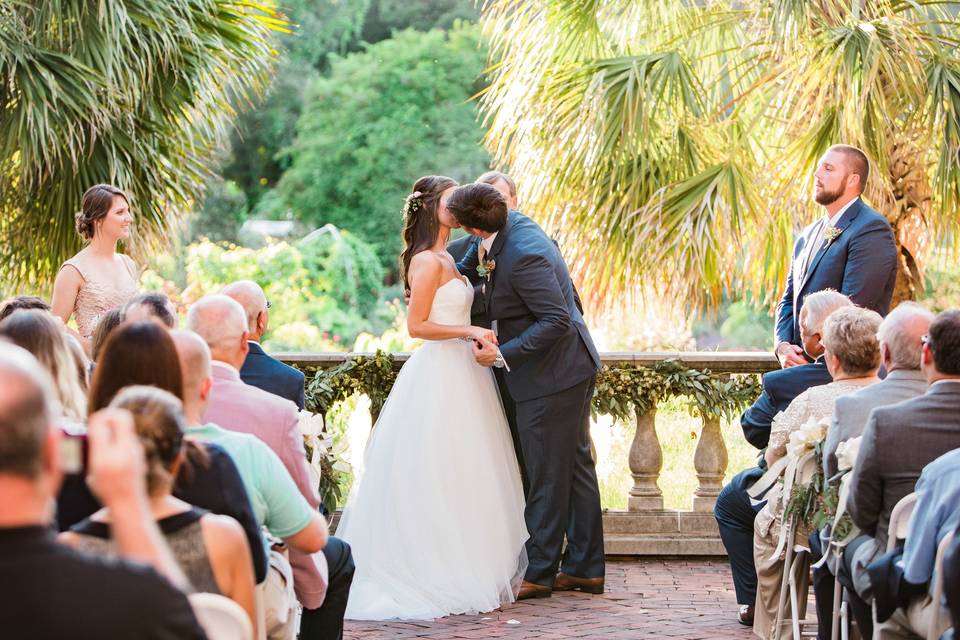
[60,386,257,634]
[0,309,87,421]
[51,184,139,352]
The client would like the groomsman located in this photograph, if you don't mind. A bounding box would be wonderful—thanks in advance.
[775,144,897,368]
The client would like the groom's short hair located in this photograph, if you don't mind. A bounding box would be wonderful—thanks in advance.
[446,183,508,233]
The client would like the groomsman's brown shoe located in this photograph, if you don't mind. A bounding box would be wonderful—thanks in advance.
[553,573,604,594]
[517,580,552,600]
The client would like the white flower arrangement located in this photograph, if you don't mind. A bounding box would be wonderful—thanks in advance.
[835,436,863,472]
[298,409,351,512]
[786,415,829,459]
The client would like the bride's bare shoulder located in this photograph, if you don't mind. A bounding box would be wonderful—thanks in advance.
[408,250,444,279]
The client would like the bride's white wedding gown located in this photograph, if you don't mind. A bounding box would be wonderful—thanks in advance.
[336,276,529,620]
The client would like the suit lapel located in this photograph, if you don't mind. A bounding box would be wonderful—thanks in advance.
[483,212,515,310]
[797,198,863,296]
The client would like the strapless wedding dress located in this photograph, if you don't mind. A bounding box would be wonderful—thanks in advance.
[336,276,528,620]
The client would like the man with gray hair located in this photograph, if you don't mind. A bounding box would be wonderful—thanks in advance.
[0,342,204,637]
[186,295,345,639]
[717,289,853,625]
[222,280,306,410]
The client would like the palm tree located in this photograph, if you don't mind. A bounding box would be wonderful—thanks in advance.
[480,0,960,309]
[0,0,287,290]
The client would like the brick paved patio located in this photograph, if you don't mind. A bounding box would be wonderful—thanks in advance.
[344,558,756,639]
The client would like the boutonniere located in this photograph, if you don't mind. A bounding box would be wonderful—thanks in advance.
[477,257,496,281]
[823,226,843,244]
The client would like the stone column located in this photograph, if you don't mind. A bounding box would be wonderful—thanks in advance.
[628,407,663,510]
[692,413,728,511]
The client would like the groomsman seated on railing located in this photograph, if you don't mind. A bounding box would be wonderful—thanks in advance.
[844,310,960,638]
[809,302,932,639]
[715,290,852,626]
[874,448,960,639]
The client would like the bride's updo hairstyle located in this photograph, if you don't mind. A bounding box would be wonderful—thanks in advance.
[75,184,129,239]
[399,175,458,296]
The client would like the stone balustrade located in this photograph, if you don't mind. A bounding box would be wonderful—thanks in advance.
[279,351,779,555]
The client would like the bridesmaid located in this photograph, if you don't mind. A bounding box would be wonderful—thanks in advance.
[51,184,140,353]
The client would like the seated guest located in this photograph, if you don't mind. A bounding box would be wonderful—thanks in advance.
[222,280,305,410]
[877,448,960,638]
[0,295,50,322]
[124,292,177,328]
[716,289,850,625]
[0,310,87,421]
[89,306,124,362]
[845,309,960,636]
[187,295,347,640]
[0,343,204,638]
[753,305,882,639]
[824,302,932,477]
[810,302,932,638]
[174,330,353,639]
[57,320,268,583]
[61,386,257,633]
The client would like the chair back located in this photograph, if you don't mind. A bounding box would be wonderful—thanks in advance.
[929,530,956,640]
[189,592,254,640]
[886,492,918,553]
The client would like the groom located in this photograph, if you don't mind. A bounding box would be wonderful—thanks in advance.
[447,183,605,599]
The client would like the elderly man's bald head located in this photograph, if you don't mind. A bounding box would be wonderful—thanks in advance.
[170,330,212,396]
[0,343,56,478]
[185,295,248,365]
[221,281,268,337]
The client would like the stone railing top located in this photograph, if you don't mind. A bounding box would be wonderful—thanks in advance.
[276,350,780,374]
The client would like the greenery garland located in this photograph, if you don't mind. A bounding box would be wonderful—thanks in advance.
[302,350,397,422]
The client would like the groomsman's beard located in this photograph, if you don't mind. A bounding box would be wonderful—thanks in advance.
[813,177,848,205]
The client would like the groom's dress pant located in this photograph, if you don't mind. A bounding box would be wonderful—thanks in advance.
[517,375,605,585]
[494,367,528,496]
[714,465,765,605]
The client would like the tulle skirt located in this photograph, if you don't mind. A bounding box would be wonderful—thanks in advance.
[336,338,528,620]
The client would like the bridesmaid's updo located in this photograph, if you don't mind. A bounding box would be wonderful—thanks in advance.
[399,175,458,296]
[75,184,129,239]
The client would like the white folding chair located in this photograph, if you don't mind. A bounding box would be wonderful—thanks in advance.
[887,492,918,553]
[928,530,956,640]
[773,451,819,640]
[189,592,254,640]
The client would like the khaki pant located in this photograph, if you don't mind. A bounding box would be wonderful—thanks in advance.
[753,498,809,640]
[877,595,950,640]
[259,548,300,640]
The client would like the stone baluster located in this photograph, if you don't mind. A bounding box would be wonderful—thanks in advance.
[692,413,728,511]
[628,407,663,511]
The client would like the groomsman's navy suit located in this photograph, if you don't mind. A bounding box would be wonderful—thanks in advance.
[458,210,605,586]
[775,197,897,349]
[240,341,306,411]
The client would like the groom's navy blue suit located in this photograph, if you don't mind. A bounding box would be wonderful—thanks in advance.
[458,210,605,585]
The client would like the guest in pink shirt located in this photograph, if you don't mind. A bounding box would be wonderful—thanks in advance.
[187,295,354,640]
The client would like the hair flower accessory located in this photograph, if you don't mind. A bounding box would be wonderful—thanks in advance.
[403,191,424,217]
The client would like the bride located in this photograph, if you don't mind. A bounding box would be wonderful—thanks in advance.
[335,175,529,620]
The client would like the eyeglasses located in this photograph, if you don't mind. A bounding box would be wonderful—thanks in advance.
[265,300,272,310]
[921,334,931,348]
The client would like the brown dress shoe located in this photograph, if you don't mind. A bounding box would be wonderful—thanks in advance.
[737,604,754,626]
[517,580,552,600]
[553,573,604,594]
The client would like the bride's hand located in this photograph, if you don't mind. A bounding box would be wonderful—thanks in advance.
[466,326,497,346]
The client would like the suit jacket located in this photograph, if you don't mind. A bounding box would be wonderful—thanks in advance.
[203,361,327,609]
[848,380,960,554]
[944,519,960,633]
[823,369,928,477]
[740,358,832,450]
[775,198,897,346]
[240,341,306,410]
[446,233,473,262]
[457,210,600,401]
